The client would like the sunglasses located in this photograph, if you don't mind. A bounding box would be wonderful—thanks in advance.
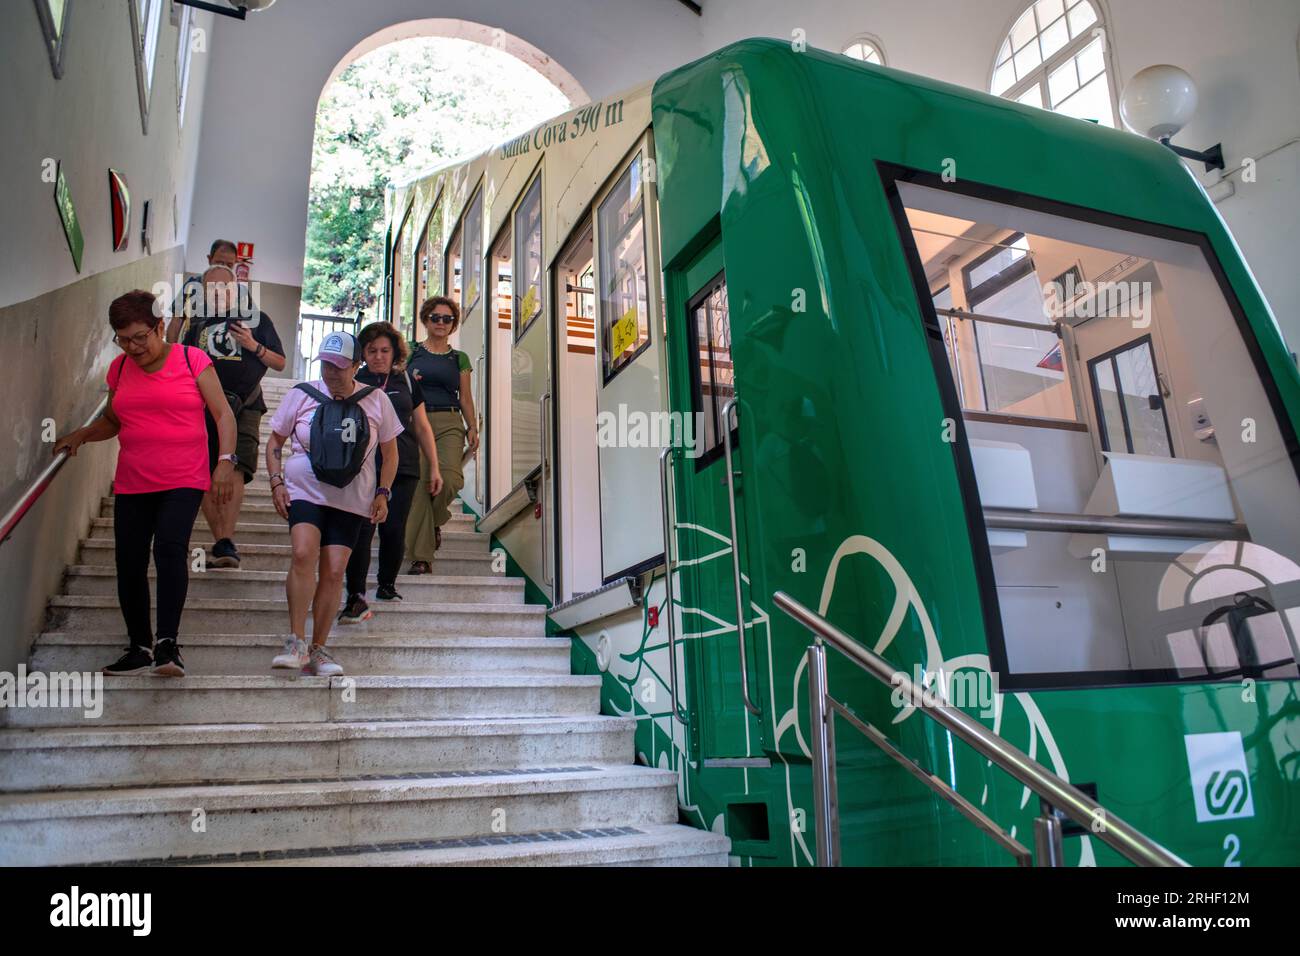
[427,313,456,324]
[114,327,157,349]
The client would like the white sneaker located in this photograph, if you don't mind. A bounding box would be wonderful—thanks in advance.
[303,644,344,677]
[272,636,310,670]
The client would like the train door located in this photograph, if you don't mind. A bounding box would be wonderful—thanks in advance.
[664,236,769,763]
[509,171,555,601]
[589,139,667,582]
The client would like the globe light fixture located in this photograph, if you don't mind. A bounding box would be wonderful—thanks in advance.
[1120,65,1224,171]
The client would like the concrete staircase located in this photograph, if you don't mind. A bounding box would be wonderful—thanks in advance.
[0,375,729,867]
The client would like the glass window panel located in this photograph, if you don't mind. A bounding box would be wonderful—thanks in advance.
[991,60,1017,96]
[1017,84,1043,108]
[1115,342,1173,456]
[462,191,483,314]
[1054,73,1114,126]
[971,272,1073,419]
[1091,358,1128,452]
[513,178,543,336]
[1075,34,1106,82]
[1035,0,1065,27]
[446,219,463,303]
[996,39,1012,66]
[598,155,651,379]
[1048,59,1079,106]
[1039,15,1070,60]
[965,234,1030,294]
[1067,0,1098,36]
[1010,10,1038,52]
[1013,40,1042,80]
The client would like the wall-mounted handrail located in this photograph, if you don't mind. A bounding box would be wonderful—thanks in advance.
[983,507,1248,541]
[721,398,761,717]
[774,590,1188,868]
[0,395,109,549]
[658,447,686,726]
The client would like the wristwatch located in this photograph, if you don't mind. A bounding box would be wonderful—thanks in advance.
[375,486,392,499]
[218,453,240,467]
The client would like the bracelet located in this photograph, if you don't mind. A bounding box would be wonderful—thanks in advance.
[269,474,284,488]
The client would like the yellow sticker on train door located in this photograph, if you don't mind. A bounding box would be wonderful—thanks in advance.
[611,308,639,357]
[520,286,537,322]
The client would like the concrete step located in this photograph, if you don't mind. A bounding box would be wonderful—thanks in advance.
[76,539,498,575]
[0,716,634,791]
[88,517,490,551]
[44,596,547,636]
[62,566,523,604]
[0,765,679,865]
[99,496,479,530]
[31,632,570,676]
[204,823,730,867]
[0,674,602,728]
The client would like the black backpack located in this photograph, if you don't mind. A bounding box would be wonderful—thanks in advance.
[293,383,379,488]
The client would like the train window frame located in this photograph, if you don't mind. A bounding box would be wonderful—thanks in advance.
[414,186,445,342]
[879,160,1300,691]
[513,174,544,341]
[460,185,485,318]
[596,152,653,385]
[687,268,738,471]
[1086,333,1175,457]
[389,201,414,327]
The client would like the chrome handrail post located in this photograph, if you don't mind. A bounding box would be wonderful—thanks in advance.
[659,446,685,726]
[721,398,760,717]
[1034,808,1065,867]
[808,642,835,866]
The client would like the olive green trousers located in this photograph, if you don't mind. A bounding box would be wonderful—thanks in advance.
[405,411,466,563]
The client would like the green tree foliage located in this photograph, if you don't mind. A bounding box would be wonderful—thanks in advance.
[302,37,570,316]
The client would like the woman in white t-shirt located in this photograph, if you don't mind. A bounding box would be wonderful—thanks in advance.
[264,331,402,675]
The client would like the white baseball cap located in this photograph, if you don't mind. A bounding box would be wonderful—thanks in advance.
[317,331,359,368]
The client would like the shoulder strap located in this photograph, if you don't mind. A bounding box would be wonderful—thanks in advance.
[181,345,195,378]
[405,370,414,393]
[109,354,128,389]
[294,383,332,404]
[346,384,379,404]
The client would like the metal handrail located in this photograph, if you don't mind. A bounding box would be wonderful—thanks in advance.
[658,447,686,726]
[983,507,1248,541]
[0,395,109,548]
[538,391,552,588]
[721,398,761,716]
[774,590,1188,868]
[474,353,486,506]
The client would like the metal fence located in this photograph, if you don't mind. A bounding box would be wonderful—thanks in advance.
[295,311,362,380]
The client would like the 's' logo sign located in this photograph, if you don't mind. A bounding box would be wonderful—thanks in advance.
[1184,732,1254,823]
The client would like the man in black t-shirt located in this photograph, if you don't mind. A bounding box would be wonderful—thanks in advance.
[182,265,287,568]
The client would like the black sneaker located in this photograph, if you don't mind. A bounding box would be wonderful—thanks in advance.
[211,538,241,569]
[375,584,402,601]
[103,646,153,676]
[151,639,186,677]
[338,593,372,625]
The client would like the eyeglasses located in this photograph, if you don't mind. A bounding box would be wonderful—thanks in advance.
[427,313,456,324]
[114,328,157,349]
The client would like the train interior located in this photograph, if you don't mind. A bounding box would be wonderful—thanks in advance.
[895,181,1300,686]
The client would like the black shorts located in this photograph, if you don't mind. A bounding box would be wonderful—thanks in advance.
[287,500,366,548]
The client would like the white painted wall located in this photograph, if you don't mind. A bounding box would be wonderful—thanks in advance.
[0,1,215,309]
[186,0,704,290]
[698,0,1300,351]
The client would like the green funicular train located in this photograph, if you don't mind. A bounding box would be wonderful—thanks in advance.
[385,39,1300,866]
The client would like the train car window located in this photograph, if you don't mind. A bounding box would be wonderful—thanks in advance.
[1087,336,1174,457]
[415,195,444,338]
[597,153,651,381]
[513,177,543,338]
[445,215,463,302]
[462,189,484,315]
[893,176,1300,689]
[687,271,733,464]
[392,209,414,329]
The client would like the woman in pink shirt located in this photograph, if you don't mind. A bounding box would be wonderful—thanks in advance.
[264,331,401,676]
[53,290,236,676]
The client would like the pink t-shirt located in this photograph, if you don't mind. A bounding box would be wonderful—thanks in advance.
[107,344,214,494]
[267,380,403,517]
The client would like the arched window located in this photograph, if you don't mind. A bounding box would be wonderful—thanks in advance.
[991,0,1117,127]
[842,36,885,66]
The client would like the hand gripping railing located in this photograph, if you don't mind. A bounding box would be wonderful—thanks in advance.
[0,396,109,549]
[773,591,1188,868]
